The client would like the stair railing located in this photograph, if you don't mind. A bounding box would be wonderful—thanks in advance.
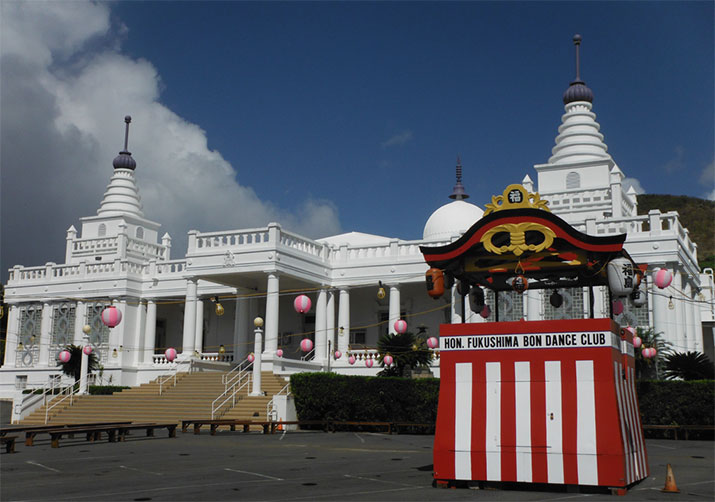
[44,376,89,424]
[222,357,252,389]
[300,348,315,361]
[15,377,65,423]
[211,362,253,419]
[158,358,192,395]
[266,382,291,421]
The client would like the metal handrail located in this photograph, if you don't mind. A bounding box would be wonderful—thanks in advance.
[45,376,89,424]
[300,348,315,361]
[211,362,253,419]
[266,382,291,421]
[222,357,252,387]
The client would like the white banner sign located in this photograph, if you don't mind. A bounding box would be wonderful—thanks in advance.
[440,331,621,351]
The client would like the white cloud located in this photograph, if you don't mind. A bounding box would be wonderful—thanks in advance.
[622,177,645,195]
[699,160,714,186]
[381,130,413,148]
[0,1,341,274]
[661,145,685,173]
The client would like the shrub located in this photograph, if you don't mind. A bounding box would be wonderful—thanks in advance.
[290,372,439,426]
[88,385,130,395]
[638,380,714,439]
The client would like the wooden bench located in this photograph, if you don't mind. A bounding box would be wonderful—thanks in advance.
[642,424,715,440]
[1,435,17,453]
[19,422,133,446]
[117,423,177,441]
[182,419,241,435]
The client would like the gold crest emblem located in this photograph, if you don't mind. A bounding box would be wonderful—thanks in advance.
[483,184,550,215]
[481,222,556,256]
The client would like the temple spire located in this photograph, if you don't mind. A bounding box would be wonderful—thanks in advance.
[449,156,469,200]
[112,115,137,170]
[562,34,594,104]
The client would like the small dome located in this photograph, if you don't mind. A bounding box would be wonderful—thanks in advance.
[563,79,594,104]
[113,151,136,170]
[423,200,483,241]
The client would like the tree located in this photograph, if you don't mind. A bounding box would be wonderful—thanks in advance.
[634,327,672,380]
[376,331,432,377]
[59,344,99,383]
[663,351,715,381]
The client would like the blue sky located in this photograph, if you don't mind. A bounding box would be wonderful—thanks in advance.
[1,1,713,275]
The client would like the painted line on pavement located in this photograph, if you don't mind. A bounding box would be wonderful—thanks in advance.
[25,461,60,473]
[224,467,284,481]
[353,432,365,443]
[119,465,162,476]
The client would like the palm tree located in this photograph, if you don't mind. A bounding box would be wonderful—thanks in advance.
[58,344,99,383]
[663,351,715,380]
[376,331,432,377]
[634,327,672,380]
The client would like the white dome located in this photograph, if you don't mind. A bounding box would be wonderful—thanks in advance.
[423,200,484,241]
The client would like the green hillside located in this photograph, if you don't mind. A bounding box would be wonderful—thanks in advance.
[637,194,715,270]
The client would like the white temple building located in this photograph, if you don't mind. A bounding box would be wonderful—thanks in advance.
[2,37,713,406]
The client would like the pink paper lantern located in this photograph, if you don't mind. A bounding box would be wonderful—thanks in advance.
[383,354,394,366]
[294,295,312,314]
[480,305,491,318]
[612,300,624,315]
[394,319,407,334]
[247,353,255,363]
[300,338,313,352]
[652,268,673,289]
[348,355,356,365]
[427,337,439,349]
[58,350,71,363]
[365,358,374,368]
[334,350,342,360]
[82,345,93,355]
[164,347,177,362]
[275,349,283,358]
[100,306,122,328]
[633,336,642,349]
[650,347,657,357]
[625,326,636,337]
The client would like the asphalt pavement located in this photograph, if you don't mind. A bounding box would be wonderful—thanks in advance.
[1,429,712,501]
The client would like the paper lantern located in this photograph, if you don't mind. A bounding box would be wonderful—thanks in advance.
[653,268,673,289]
[215,303,225,316]
[82,345,93,355]
[275,349,283,358]
[612,300,624,315]
[58,350,71,363]
[247,353,255,363]
[82,324,92,334]
[383,354,394,366]
[631,284,647,307]
[607,257,636,297]
[549,291,563,308]
[469,287,485,313]
[633,336,642,349]
[365,358,374,368]
[427,336,439,349]
[101,306,122,328]
[293,295,312,314]
[334,350,342,360]
[480,305,491,319]
[512,275,529,294]
[425,268,445,299]
[164,347,177,361]
[348,355,356,365]
[394,319,407,334]
[377,281,386,300]
[300,338,313,352]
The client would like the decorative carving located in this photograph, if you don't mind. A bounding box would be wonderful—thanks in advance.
[481,222,556,256]
[484,184,551,215]
[223,251,235,267]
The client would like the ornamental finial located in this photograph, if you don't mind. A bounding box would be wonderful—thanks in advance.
[449,156,469,200]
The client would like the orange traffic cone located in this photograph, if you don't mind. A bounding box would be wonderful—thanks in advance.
[661,464,680,493]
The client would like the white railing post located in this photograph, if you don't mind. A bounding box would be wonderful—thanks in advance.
[251,317,264,396]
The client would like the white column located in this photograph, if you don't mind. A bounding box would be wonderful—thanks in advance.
[73,300,86,346]
[651,280,669,343]
[251,323,264,396]
[3,305,19,367]
[264,273,280,354]
[673,272,686,352]
[683,282,695,351]
[389,285,400,333]
[526,289,542,321]
[79,334,89,394]
[194,298,204,354]
[691,288,704,352]
[338,288,350,354]
[315,289,328,363]
[327,290,336,358]
[39,302,52,366]
[143,300,157,364]
[108,299,126,367]
[451,284,462,324]
[233,297,249,361]
[181,278,197,355]
[132,300,146,366]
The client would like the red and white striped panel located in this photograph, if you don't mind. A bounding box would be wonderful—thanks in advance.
[434,355,646,487]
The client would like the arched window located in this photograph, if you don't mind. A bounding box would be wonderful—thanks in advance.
[136,227,144,239]
[566,171,580,189]
[98,224,106,237]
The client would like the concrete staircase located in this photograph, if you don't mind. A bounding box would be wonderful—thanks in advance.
[20,370,289,425]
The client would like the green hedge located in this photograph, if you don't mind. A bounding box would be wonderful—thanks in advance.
[290,373,439,425]
[88,385,130,395]
[291,373,714,438]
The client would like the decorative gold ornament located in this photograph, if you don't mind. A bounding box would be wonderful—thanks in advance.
[484,184,550,215]
[377,281,386,300]
[481,222,556,256]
